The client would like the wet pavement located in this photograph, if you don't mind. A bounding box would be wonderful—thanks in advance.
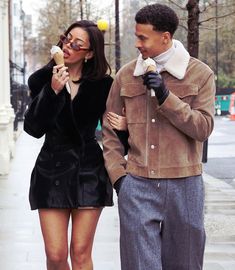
[0,125,235,269]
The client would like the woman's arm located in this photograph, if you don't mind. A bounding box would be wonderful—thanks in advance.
[24,68,66,138]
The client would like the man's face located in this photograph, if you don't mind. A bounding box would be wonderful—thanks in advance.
[135,23,171,59]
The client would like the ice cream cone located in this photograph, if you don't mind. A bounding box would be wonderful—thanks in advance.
[53,52,64,65]
[146,65,156,72]
[143,57,157,73]
[143,58,157,97]
[50,45,64,65]
[50,45,70,94]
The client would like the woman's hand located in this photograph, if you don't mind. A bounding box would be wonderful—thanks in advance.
[107,111,127,131]
[51,64,69,94]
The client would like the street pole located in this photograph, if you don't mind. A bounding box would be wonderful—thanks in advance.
[80,0,83,20]
[115,0,121,73]
[215,0,218,92]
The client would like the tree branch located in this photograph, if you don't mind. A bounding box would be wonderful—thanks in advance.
[168,0,187,10]
[199,11,235,24]
[179,23,188,32]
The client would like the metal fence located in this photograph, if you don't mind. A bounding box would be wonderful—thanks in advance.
[10,60,30,131]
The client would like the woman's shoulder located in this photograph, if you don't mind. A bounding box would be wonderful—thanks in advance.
[100,74,113,89]
[103,74,114,82]
[93,74,113,85]
[84,75,113,91]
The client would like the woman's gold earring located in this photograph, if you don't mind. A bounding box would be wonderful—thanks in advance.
[85,58,88,63]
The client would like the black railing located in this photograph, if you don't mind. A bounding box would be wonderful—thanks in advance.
[10,60,29,131]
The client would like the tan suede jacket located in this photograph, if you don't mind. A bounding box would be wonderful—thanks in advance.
[102,52,215,185]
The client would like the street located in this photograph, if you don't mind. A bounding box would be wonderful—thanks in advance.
[203,116,235,270]
[204,116,235,185]
[0,117,235,269]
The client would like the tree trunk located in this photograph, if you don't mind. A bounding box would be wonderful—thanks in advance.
[186,0,209,163]
[80,0,83,20]
[186,0,200,57]
[115,0,121,72]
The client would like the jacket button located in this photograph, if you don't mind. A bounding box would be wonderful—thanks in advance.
[150,170,155,175]
[151,118,156,123]
[150,145,155,149]
[55,180,60,186]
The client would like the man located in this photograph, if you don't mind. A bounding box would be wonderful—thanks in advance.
[102,4,215,270]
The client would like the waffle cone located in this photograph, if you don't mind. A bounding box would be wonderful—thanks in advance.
[53,52,64,65]
[146,65,156,72]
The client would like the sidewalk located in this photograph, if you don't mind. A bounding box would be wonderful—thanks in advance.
[0,128,235,269]
[203,174,235,270]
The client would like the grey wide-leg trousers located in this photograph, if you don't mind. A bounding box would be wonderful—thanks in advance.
[118,174,206,270]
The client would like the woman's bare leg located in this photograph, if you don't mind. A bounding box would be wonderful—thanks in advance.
[39,209,71,270]
[70,208,102,270]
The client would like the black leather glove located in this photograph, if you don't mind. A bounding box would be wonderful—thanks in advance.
[143,71,169,105]
[114,176,125,196]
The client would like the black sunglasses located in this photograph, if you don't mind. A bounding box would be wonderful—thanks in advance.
[60,34,90,52]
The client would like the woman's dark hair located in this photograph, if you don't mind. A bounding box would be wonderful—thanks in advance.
[135,4,179,37]
[48,20,111,81]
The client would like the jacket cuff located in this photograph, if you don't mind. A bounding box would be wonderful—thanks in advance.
[108,167,127,185]
[43,83,63,99]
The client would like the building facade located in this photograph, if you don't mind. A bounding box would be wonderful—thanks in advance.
[0,0,15,175]
[9,0,31,130]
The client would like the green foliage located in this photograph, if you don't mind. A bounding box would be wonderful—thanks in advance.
[218,73,235,88]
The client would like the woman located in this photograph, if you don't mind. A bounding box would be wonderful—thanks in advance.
[24,20,113,270]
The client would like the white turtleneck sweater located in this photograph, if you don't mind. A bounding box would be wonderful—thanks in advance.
[153,43,175,73]
[133,39,190,80]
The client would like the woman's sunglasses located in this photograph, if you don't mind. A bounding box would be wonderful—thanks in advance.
[60,34,90,52]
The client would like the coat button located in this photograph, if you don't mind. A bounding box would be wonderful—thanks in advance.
[55,180,60,186]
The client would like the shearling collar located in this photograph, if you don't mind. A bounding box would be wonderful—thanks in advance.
[133,39,190,80]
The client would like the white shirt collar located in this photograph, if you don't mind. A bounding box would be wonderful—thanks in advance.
[133,39,190,80]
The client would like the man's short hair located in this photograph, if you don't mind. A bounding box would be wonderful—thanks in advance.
[135,4,179,37]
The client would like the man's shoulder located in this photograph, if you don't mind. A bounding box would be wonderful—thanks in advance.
[189,57,213,75]
[117,59,137,75]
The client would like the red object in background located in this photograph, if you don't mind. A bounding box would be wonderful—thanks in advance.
[229,92,235,121]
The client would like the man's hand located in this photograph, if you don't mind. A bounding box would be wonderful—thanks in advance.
[143,71,169,105]
[114,176,126,196]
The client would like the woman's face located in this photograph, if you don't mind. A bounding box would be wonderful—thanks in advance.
[62,27,92,65]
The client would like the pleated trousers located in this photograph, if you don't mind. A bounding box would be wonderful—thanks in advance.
[118,174,206,270]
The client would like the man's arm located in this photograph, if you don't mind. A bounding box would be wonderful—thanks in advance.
[102,74,127,185]
[156,70,215,142]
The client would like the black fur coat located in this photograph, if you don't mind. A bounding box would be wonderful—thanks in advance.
[24,66,114,209]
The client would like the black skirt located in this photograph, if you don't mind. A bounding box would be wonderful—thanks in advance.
[29,141,113,210]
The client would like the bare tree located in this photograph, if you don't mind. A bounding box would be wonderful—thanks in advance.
[115,0,121,72]
[186,0,200,57]
[25,0,112,69]
[168,0,235,59]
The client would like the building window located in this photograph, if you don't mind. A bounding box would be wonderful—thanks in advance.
[13,3,18,16]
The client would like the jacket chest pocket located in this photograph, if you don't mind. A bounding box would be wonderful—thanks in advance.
[121,85,147,124]
[167,83,199,104]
